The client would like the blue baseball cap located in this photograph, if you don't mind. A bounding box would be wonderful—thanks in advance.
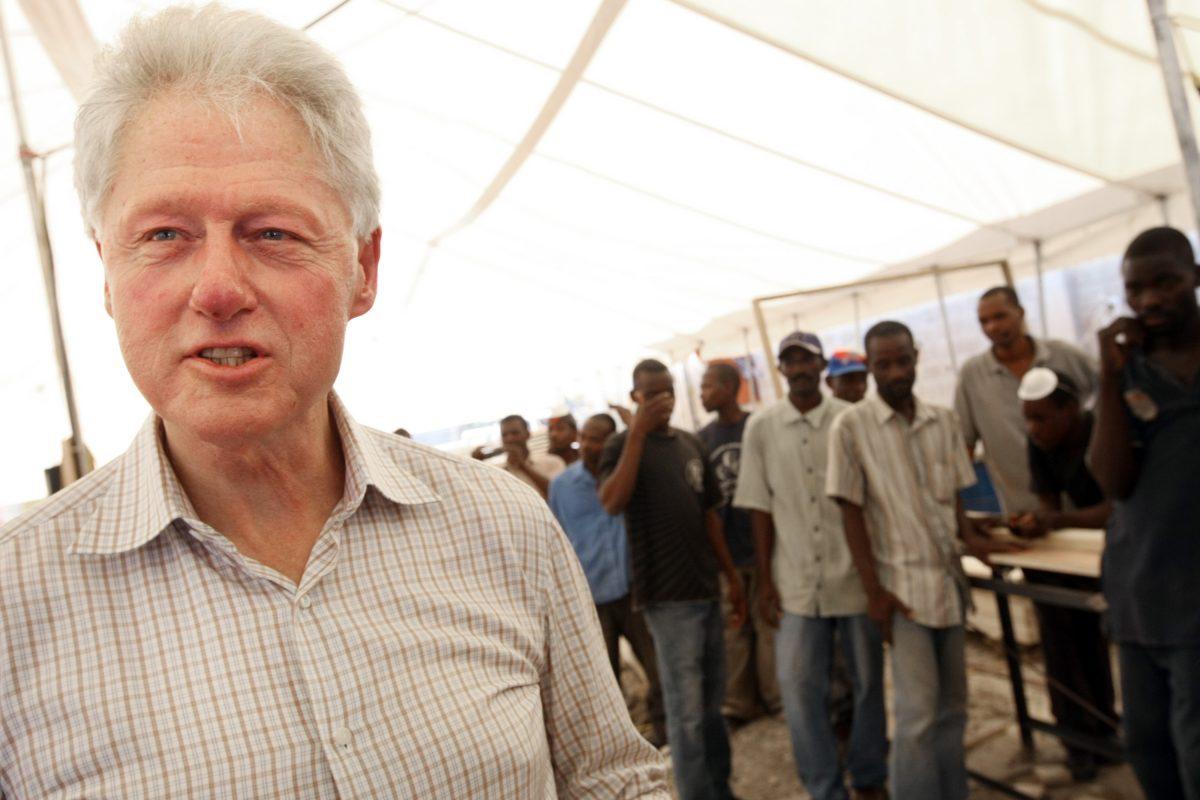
[827,350,867,378]
[777,331,824,359]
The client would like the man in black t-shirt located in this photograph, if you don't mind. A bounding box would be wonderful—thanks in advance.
[599,358,746,800]
[1015,367,1117,780]
[698,362,780,724]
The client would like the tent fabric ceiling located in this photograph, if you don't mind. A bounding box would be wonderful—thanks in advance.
[2,0,1199,505]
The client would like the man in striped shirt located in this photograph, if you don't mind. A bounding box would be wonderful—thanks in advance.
[826,321,1019,800]
[0,6,667,797]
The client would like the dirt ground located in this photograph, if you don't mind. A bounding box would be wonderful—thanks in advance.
[621,633,1143,799]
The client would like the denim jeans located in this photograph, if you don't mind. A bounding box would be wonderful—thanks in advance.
[1119,643,1200,800]
[642,600,734,800]
[889,615,968,800]
[775,613,888,800]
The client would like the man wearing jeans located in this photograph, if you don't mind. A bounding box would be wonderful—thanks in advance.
[827,321,1017,799]
[1089,227,1200,799]
[600,358,748,800]
[735,332,887,800]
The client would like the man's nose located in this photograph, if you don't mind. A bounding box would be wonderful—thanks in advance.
[188,238,258,321]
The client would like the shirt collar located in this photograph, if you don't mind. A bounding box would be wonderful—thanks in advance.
[72,392,439,556]
[869,393,936,428]
[987,336,1049,373]
[779,395,832,427]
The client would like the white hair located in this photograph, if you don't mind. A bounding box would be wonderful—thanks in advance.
[74,4,380,240]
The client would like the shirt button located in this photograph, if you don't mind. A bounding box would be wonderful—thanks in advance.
[298,595,313,610]
[332,726,352,750]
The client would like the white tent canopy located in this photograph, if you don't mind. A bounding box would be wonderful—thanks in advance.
[3,0,1200,505]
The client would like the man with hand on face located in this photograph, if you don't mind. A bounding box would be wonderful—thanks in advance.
[600,358,747,800]
[0,7,668,797]
[827,321,1021,800]
[698,362,781,726]
[1088,226,1200,799]
[472,414,565,499]
[549,413,666,746]
[735,333,888,800]
[825,350,869,404]
[548,414,580,467]
[1013,367,1116,780]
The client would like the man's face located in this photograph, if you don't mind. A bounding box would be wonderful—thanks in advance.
[547,418,577,454]
[699,367,732,413]
[867,334,918,406]
[827,372,868,403]
[778,347,824,397]
[631,371,675,423]
[500,419,530,449]
[1122,253,1200,335]
[578,419,612,470]
[96,91,378,445]
[977,295,1024,348]
[1023,397,1076,451]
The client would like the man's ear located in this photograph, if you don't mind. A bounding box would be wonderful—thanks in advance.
[825,374,834,389]
[349,228,381,319]
[913,347,921,366]
[629,388,640,405]
[103,280,113,318]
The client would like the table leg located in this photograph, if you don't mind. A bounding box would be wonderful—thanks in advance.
[993,568,1034,751]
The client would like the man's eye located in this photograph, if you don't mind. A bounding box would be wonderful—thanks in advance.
[260,229,287,241]
[151,229,178,241]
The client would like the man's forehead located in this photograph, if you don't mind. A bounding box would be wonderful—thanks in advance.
[1123,252,1193,279]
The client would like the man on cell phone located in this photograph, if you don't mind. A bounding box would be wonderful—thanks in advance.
[472,414,565,498]
[1088,226,1200,798]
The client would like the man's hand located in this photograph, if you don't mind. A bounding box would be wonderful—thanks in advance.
[607,403,633,427]
[725,573,748,629]
[867,587,911,644]
[628,394,673,439]
[1097,316,1145,377]
[470,445,488,461]
[1009,509,1057,539]
[757,577,783,628]
[504,444,530,470]
[962,524,1026,564]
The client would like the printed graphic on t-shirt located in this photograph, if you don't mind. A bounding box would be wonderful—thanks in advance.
[708,442,740,508]
[685,458,705,494]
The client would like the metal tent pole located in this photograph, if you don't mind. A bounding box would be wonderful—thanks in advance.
[932,266,959,371]
[1033,239,1049,337]
[0,3,87,481]
[1148,0,1200,235]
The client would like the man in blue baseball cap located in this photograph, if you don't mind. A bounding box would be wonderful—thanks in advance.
[826,350,869,404]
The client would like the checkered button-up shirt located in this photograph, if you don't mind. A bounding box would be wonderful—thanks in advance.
[825,395,977,628]
[0,395,667,799]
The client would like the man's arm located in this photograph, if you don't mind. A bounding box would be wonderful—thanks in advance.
[706,509,746,628]
[953,375,980,460]
[1013,492,1111,536]
[836,498,909,644]
[750,510,781,627]
[536,512,670,797]
[598,394,671,515]
[1087,318,1142,498]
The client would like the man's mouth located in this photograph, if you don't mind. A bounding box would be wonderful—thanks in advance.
[197,346,259,367]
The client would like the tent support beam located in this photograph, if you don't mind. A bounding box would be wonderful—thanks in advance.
[0,3,87,482]
[1148,0,1200,235]
[932,266,959,371]
[1034,239,1049,337]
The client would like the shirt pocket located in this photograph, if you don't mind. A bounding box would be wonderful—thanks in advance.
[930,462,955,503]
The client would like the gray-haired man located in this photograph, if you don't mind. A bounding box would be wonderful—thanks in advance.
[0,7,666,797]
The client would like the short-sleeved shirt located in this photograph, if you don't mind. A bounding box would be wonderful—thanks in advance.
[955,338,1098,514]
[698,415,755,568]
[598,428,722,609]
[826,395,977,629]
[1027,412,1104,510]
[549,461,630,604]
[1103,349,1200,646]
[733,395,866,617]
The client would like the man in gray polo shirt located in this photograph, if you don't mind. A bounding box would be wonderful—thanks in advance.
[954,286,1097,515]
[954,286,1101,779]
[734,332,887,800]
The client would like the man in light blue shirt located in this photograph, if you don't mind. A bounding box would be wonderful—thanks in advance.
[550,413,665,746]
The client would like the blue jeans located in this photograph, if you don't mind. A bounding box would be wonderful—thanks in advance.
[1119,643,1200,800]
[890,615,968,800]
[776,613,888,800]
[642,600,733,800]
